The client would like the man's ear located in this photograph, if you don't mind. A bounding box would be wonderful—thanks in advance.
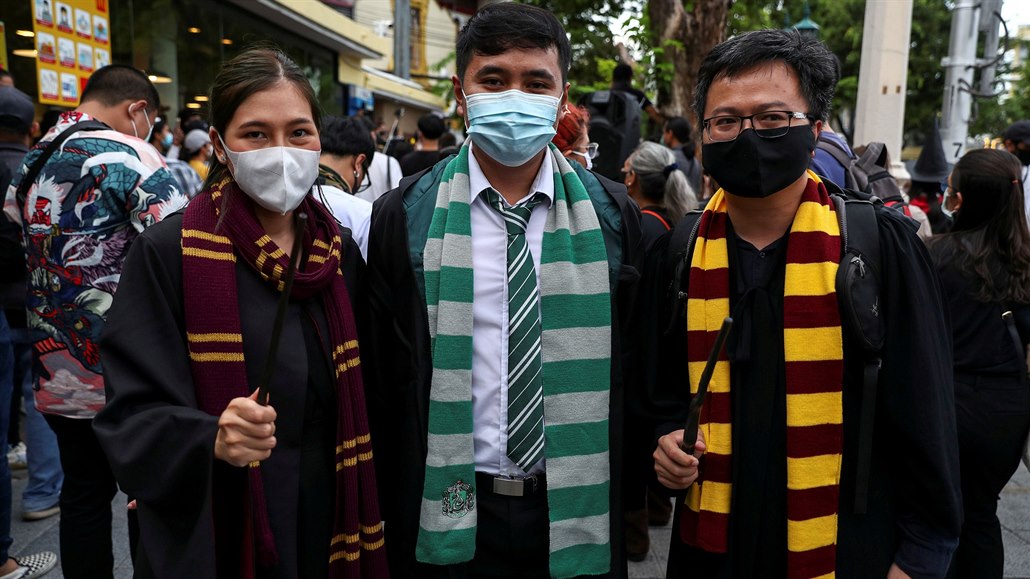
[452,75,465,118]
[354,153,368,172]
[558,82,570,122]
[810,119,823,158]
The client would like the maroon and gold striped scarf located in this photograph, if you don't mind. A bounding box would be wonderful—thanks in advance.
[182,177,388,578]
[680,172,845,578]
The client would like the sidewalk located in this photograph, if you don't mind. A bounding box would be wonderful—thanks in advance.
[8,465,1030,578]
[8,470,132,579]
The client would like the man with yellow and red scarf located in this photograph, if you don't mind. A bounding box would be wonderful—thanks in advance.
[649,30,961,579]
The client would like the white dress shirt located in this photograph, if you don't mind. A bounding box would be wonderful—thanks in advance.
[468,146,554,477]
[317,185,371,261]
[1021,164,1030,226]
[358,152,401,203]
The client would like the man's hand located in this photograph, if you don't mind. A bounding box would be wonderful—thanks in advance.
[654,429,707,490]
[214,390,277,467]
[886,563,911,579]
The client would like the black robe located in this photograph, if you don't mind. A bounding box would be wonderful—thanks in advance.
[640,205,963,578]
[360,164,642,578]
[93,212,366,579]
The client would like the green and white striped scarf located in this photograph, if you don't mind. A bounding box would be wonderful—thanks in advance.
[416,144,612,577]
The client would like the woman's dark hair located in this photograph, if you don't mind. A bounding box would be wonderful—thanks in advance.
[455,3,571,83]
[934,148,1030,304]
[693,29,838,124]
[204,47,321,192]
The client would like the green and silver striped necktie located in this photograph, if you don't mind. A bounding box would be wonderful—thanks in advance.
[486,188,546,472]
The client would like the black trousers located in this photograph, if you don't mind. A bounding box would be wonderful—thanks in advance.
[464,472,551,578]
[947,375,1030,579]
[45,414,119,579]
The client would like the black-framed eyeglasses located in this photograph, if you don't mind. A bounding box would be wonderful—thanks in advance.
[702,111,815,142]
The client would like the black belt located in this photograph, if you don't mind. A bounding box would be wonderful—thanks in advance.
[475,472,546,498]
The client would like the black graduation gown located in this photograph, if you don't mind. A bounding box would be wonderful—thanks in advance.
[360,168,641,578]
[640,205,963,579]
[93,212,366,579]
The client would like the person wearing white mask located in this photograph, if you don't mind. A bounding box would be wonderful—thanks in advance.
[551,103,598,171]
[362,3,641,577]
[2,64,182,579]
[94,48,388,579]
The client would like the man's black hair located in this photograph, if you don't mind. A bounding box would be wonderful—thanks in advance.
[439,131,457,148]
[354,115,376,135]
[321,116,374,170]
[665,116,693,147]
[81,65,161,113]
[692,29,839,124]
[455,3,571,83]
[417,114,446,140]
[612,63,633,84]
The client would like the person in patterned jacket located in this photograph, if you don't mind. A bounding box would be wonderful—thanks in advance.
[3,64,184,579]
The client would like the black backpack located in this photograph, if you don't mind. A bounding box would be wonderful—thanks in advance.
[817,137,911,213]
[579,90,640,183]
[664,183,883,514]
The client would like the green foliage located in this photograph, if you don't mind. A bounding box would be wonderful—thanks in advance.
[539,0,1011,147]
[723,0,951,145]
[969,39,1030,139]
[520,0,624,101]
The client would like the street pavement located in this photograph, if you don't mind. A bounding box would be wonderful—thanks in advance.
[7,464,1030,578]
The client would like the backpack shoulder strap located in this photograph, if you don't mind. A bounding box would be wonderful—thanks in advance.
[831,191,884,515]
[15,120,108,206]
[641,209,672,231]
[816,133,856,167]
[664,210,704,335]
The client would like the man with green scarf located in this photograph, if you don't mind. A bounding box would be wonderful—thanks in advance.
[361,3,641,577]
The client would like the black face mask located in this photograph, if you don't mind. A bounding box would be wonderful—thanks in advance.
[701,124,816,198]
[1015,148,1030,166]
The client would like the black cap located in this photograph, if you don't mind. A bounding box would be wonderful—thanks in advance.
[1003,120,1030,145]
[0,86,35,133]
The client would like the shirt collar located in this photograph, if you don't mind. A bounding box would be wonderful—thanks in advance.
[468,143,555,207]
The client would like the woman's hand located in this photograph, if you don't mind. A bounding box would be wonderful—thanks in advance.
[214,390,277,467]
[654,429,706,490]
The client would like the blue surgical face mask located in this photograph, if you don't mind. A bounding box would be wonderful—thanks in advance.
[463,89,561,167]
[161,132,173,149]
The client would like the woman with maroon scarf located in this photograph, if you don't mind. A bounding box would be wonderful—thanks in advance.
[93,48,387,579]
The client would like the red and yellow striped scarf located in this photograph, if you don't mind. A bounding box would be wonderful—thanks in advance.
[680,172,845,578]
[182,178,388,578]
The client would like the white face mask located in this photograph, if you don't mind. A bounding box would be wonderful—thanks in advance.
[219,137,321,214]
[130,104,153,142]
[941,189,956,219]
[569,149,593,171]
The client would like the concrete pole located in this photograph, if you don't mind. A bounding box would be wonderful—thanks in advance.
[394,0,412,79]
[939,0,980,164]
[853,0,914,178]
[978,0,1003,96]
